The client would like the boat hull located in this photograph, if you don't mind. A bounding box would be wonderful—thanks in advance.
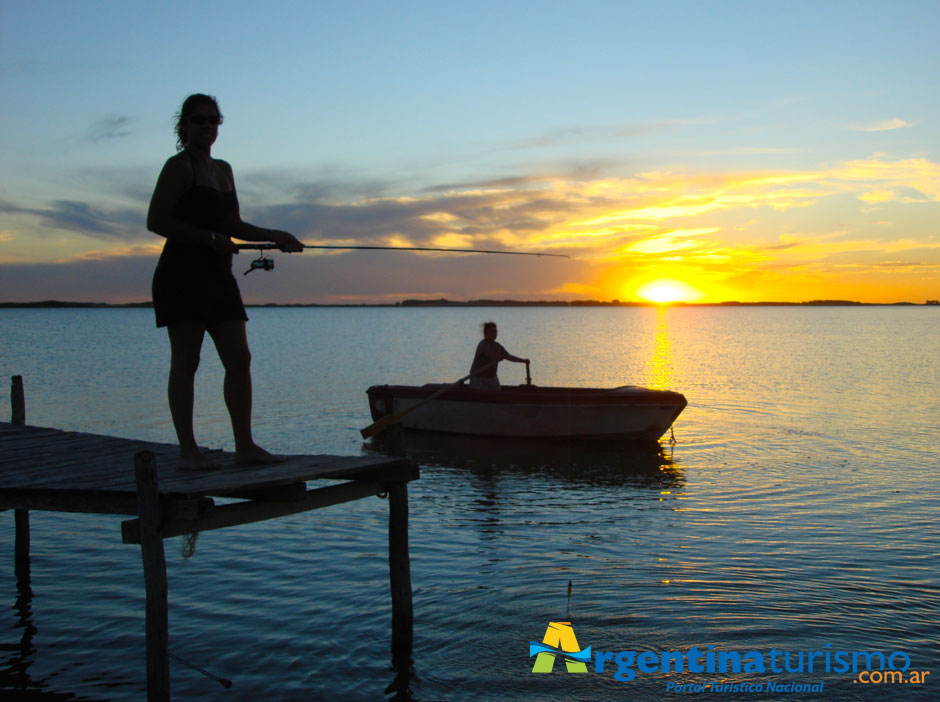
[366,384,687,440]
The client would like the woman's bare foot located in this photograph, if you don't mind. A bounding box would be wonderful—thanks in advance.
[235,444,286,466]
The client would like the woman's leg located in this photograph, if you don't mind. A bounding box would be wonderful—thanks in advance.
[167,321,207,465]
[207,320,281,463]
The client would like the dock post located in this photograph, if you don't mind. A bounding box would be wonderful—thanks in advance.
[388,480,413,670]
[11,375,25,425]
[134,450,170,702]
[384,422,406,458]
[14,510,29,575]
[11,376,30,572]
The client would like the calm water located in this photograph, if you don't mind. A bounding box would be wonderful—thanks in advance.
[1,306,938,701]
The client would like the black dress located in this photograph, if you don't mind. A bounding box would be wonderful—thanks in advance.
[151,158,248,328]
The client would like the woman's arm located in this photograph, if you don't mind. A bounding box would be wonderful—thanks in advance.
[219,161,303,252]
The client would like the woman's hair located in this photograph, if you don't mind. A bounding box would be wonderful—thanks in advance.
[174,93,223,151]
[482,321,497,333]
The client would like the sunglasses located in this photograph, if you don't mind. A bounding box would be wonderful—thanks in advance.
[189,114,222,125]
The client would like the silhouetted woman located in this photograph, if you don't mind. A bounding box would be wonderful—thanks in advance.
[147,93,302,469]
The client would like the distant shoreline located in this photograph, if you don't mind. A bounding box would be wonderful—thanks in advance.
[1,299,938,309]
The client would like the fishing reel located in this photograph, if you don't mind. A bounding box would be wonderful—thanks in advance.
[244,253,275,275]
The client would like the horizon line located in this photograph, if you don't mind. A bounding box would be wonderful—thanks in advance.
[2,299,938,309]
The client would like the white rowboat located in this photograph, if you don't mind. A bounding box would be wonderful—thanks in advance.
[366,384,687,440]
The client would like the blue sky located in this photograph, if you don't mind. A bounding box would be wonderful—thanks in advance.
[2,0,938,303]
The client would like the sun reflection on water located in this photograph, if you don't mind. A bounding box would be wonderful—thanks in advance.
[647,307,674,389]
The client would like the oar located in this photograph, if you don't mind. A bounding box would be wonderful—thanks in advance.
[360,361,498,439]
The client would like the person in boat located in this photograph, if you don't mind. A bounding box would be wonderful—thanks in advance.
[468,321,530,390]
[147,93,303,470]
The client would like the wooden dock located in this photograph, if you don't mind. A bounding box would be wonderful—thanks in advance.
[1,376,418,701]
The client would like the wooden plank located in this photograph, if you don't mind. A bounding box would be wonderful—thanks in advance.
[0,489,213,519]
[1,423,417,502]
[0,423,77,439]
[219,482,308,502]
[0,446,162,477]
[3,434,133,454]
[122,479,389,544]
[0,443,138,470]
[0,431,91,447]
[150,457,414,497]
[322,462,420,483]
[0,427,65,441]
[1,489,137,514]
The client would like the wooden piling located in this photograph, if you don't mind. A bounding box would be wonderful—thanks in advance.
[388,481,413,670]
[11,376,30,570]
[11,375,25,425]
[14,510,30,575]
[134,451,170,702]
[385,422,406,457]
[376,408,413,668]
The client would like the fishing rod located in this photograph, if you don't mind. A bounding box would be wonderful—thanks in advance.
[234,243,569,275]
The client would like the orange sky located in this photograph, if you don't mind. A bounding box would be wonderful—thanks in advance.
[1,5,938,304]
[2,154,938,304]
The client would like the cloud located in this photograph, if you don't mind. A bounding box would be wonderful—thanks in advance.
[86,115,134,142]
[849,118,911,132]
[680,147,803,157]
[857,187,930,206]
[858,189,898,205]
[219,155,940,274]
[63,243,163,262]
[832,158,940,200]
[502,116,717,152]
[762,240,800,251]
[0,198,144,239]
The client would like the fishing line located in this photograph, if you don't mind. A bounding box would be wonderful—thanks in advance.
[169,651,232,689]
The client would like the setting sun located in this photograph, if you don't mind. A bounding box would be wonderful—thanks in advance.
[636,279,705,304]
